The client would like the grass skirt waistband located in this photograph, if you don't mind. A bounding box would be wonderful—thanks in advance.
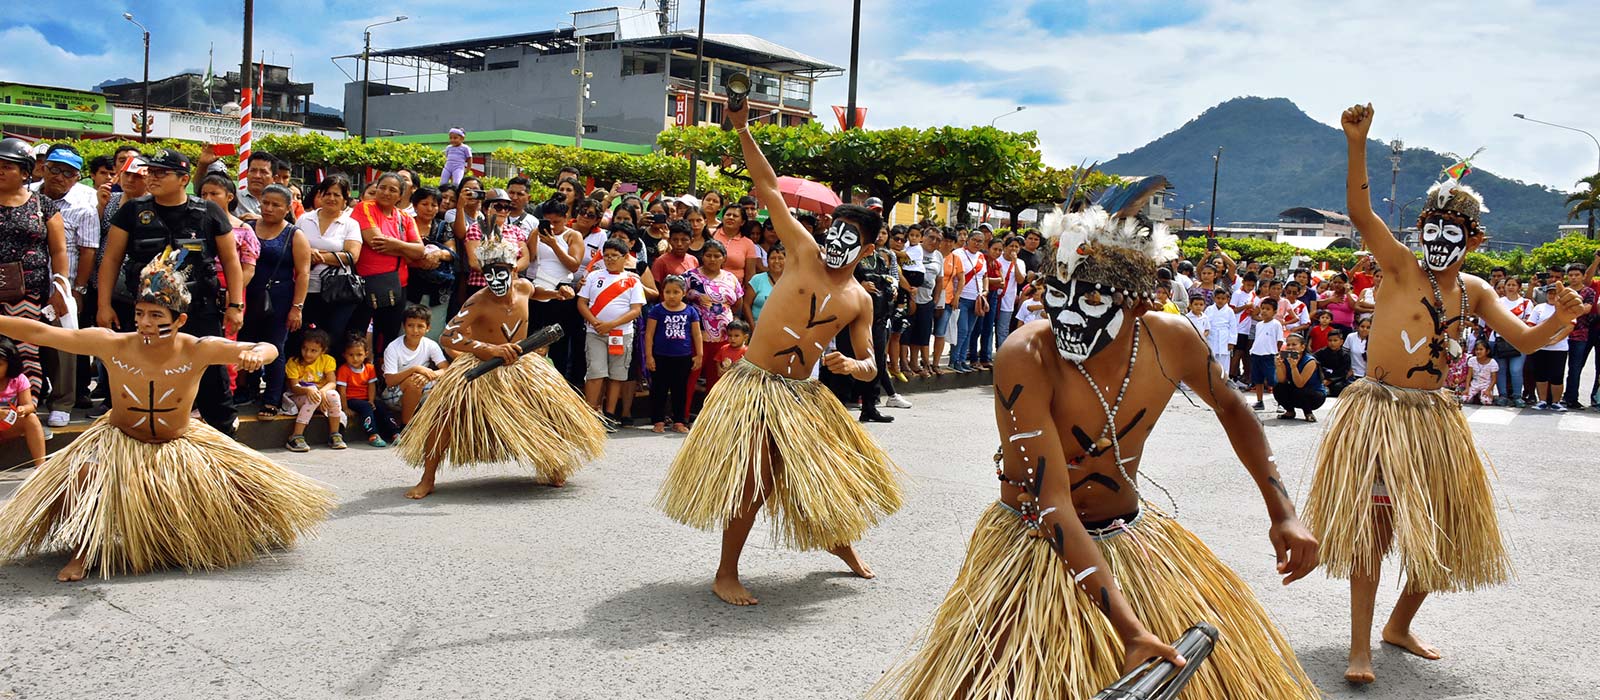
[396,353,607,482]
[0,418,335,578]
[872,501,1317,700]
[656,359,903,551]
[1302,378,1509,592]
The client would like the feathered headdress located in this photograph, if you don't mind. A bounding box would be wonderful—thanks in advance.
[138,247,191,314]
[1038,173,1179,301]
[1420,148,1489,234]
[475,223,520,269]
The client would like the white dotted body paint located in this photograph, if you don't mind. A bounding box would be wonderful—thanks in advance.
[163,363,193,376]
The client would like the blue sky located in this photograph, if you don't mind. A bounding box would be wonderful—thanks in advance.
[4,0,1598,192]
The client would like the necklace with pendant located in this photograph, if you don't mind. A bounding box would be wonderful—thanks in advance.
[1072,325,1139,493]
[1425,266,1469,361]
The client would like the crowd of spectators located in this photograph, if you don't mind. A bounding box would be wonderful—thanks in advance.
[1,138,1598,463]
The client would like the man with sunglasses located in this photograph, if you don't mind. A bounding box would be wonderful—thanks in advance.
[99,148,246,436]
[29,147,100,426]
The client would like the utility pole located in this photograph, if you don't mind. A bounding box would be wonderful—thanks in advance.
[1388,138,1404,239]
[123,14,150,143]
[842,0,862,201]
[360,16,408,144]
[1207,147,1222,243]
[242,0,253,118]
[573,37,592,148]
[687,0,706,195]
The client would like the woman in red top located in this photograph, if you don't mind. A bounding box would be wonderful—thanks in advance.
[349,172,428,356]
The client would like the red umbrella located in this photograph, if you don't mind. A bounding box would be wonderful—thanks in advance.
[776,176,841,214]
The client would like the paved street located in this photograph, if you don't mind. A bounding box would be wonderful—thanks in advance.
[2,383,1597,699]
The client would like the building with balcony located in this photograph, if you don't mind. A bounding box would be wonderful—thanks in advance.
[99,64,340,129]
[341,6,840,148]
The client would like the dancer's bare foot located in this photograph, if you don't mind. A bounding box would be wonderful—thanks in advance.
[404,481,435,499]
[547,476,567,488]
[829,544,876,579]
[713,573,758,605]
[672,422,690,433]
[1382,625,1442,659]
[56,555,87,583]
[1345,649,1375,684]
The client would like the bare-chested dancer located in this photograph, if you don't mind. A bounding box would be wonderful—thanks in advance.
[1304,104,1591,685]
[397,218,605,499]
[876,177,1320,699]
[0,251,333,581]
[656,100,902,606]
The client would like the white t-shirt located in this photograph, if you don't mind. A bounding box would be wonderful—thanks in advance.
[998,257,1026,312]
[383,336,447,375]
[1015,299,1045,325]
[956,249,986,300]
[295,212,363,293]
[1230,289,1258,334]
[1251,319,1284,355]
[1203,304,1237,355]
[1185,311,1209,340]
[578,268,646,332]
[1346,332,1368,377]
[1529,302,1569,351]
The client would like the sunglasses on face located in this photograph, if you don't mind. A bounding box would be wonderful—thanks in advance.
[490,204,515,212]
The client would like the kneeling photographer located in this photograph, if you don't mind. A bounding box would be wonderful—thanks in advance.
[1273,333,1326,422]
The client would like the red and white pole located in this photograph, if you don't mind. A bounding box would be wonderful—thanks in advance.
[238,88,253,179]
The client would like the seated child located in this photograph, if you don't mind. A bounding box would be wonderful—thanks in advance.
[715,319,751,375]
[283,329,343,452]
[338,333,396,446]
[0,338,46,468]
[383,304,450,427]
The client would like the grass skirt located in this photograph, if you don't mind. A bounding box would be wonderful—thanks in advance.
[1302,378,1508,592]
[0,418,334,578]
[656,360,903,551]
[395,353,606,482]
[874,502,1317,700]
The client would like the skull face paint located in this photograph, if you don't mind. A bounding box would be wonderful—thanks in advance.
[1419,215,1467,271]
[820,219,863,269]
[1043,278,1126,362]
[484,265,514,297]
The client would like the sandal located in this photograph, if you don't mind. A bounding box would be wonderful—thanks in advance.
[258,406,280,420]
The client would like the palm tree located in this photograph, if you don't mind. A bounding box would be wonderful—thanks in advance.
[1566,173,1600,240]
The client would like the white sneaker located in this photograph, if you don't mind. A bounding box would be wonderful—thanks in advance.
[885,394,913,409]
[46,410,70,428]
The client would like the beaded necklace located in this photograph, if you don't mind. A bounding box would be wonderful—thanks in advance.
[1073,326,1140,499]
[1425,266,1470,361]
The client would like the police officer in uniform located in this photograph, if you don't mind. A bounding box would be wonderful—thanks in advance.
[97,149,246,436]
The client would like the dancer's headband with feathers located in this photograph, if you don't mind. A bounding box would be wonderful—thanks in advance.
[1038,168,1179,303]
[1419,149,1489,234]
[476,222,520,269]
[138,247,191,314]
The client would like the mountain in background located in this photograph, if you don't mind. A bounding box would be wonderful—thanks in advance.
[1100,97,1573,245]
[309,101,343,117]
[92,78,135,92]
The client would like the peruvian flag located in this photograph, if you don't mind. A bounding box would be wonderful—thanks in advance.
[832,106,867,131]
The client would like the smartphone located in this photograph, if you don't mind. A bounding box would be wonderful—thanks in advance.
[616,182,639,194]
[650,213,668,224]
[209,143,237,157]
[467,189,485,200]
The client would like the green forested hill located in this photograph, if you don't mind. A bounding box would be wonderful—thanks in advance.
[1100,97,1572,244]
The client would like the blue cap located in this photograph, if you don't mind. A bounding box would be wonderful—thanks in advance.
[45,149,83,172]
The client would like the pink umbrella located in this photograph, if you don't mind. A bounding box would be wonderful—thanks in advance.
[776,176,841,214]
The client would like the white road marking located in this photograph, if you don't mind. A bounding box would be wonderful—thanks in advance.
[1558,413,1600,433]
[1465,407,1517,425]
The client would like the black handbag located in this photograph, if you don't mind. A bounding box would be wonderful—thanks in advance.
[319,250,365,305]
[1491,335,1519,359]
[365,263,403,309]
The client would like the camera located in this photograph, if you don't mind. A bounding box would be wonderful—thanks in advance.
[467,189,485,201]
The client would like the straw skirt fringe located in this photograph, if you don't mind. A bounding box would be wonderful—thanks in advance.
[396,354,606,482]
[1302,378,1509,592]
[0,418,334,578]
[656,360,903,551]
[873,502,1317,700]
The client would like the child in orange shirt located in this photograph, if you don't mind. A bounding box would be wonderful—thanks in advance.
[337,334,396,446]
[715,320,750,374]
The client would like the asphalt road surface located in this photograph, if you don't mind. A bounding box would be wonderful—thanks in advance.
[2,383,1596,699]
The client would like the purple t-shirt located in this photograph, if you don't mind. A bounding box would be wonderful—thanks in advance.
[648,303,702,357]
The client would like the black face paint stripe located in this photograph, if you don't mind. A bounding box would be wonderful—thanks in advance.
[1268,476,1291,500]
[1050,523,1065,557]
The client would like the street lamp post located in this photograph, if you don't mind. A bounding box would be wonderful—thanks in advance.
[361,15,408,143]
[687,0,707,195]
[572,37,592,148]
[988,106,1025,127]
[1514,113,1600,239]
[122,13,150,144]
[1207,147,1222,243]
[1180,201,1205,235]
[1388,138,1404,234]
[1385,196,1424,245]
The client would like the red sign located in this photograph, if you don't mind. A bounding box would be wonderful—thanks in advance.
[675,95,689,127]
[832,106,867,131]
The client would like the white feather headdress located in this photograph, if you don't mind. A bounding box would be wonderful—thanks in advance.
[1038,175,1178,295]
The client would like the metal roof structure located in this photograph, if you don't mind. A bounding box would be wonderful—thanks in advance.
[340,28,841,78]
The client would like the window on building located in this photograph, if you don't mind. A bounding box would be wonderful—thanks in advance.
[622,50,663,76]
[781,79,812,108]
[669,56,708,87]
[487,60,519,71]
